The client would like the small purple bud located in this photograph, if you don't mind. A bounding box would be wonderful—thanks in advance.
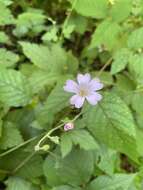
[64,122,74,131]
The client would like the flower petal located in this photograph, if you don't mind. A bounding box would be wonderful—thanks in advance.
[70,95,85,108]
[89,78,103,91]
[86,92,102,105]
[77,73,91,84]
[64,80,78,93]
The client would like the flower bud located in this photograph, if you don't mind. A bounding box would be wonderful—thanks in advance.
[64,122,74,131]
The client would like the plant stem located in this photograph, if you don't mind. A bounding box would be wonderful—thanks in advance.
[97,57,113,77]
[0,134,43,158]
[35,111,82,150]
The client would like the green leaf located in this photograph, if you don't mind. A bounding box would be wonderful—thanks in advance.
[89,20,121,50]
[109,0,132,22]
[0,2,15,26]
[20,42,53,71]
[37,83,71,125]
[13,11,46,37]
[0,48,19,68]
[0,69,32,107]
[60,133,73,158]
[5,177,34,190]
[20,42,75,74]
[128,54,143,84]
[16,155,43,179]
[63,25,75,39]
[57,149,94,186]
[52,186,81,190]
[71,0,108,19]
[29,69,58,94]
[94,145,117,175]
[0,122,23,150]
[0,32,9,43]
[128,27,143,50]
[82,92,139,162]
[42,27,58,42]
[87,174,136,190]
[44,149,94,186]
[0,0,12,6]
[111,48,131,74]
[43,154,63,187]
[67,14,88,34]
[20,42,66,73]
[131,92,143,114]
[61,129,99,157]
[113,74,135,105]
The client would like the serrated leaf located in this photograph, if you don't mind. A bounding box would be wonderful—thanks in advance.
[0,69,32,107]
[20,42,67,73]
[13,11,46,37]
[20,42,53,70]
[88,173,136,190]
[89,20,121,50]
[111,48,131,74]
[0,122,23,150]
[29,69,58,94]
[37,84,71,125]
[82,92,138,162]
[61,129,99,157]
[20,42,78,76]
[0,49,19,68]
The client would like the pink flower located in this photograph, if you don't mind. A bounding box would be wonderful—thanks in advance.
[64,73,103,108]
[64,123,74,131]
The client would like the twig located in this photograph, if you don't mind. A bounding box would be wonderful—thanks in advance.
[97,57,113,77]
[0,134,44,158]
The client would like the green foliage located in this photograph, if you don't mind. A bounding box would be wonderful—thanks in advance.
[71,0,108,19]
[128,27,143,50]
[5,177,34,190]
[61,129,99,157]
[0,32,9,44]
[82,92,139,162]
[0,49,19,68]
[94,145,117,175]
[89,20,121,50]
[13,10,46,37]
[43,149,94,187]
[0,0,143,189]
[87,173,136,190]
[0,122,23,150]
[0,69,32,107]
[128,54,143,84]
[0,2,15,26]
[111,48,131,74]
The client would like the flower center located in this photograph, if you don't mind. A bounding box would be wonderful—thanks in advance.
[79,89,88,97]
